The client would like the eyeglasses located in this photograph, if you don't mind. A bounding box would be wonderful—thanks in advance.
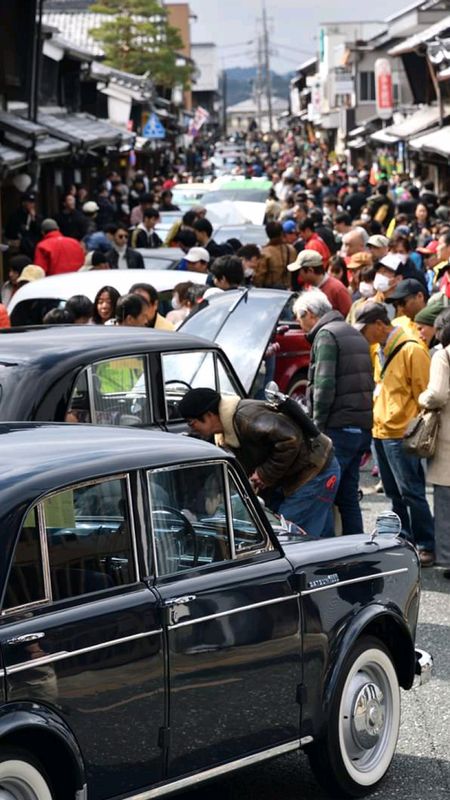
[116,233,128,240]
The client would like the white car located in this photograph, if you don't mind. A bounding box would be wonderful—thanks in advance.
[9,269,207,326]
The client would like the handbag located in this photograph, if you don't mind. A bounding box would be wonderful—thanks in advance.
[402,409,440,458]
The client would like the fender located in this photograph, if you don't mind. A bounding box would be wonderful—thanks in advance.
[0,701,85,791]
[322,602,415,713]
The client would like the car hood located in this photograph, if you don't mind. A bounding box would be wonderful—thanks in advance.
[179,288,293,394]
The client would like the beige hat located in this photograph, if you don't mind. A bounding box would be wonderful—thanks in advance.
[348,252,373,270]
[367,234,390,248]
[17,265,46,283]
[287,249,323,272]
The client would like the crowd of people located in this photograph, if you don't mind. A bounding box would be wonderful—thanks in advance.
[1,130,450,576]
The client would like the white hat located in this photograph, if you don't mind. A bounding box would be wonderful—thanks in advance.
[82,201,100,214]
[378,253,402,272]
[185,246,210,264]
[367,234,390,248]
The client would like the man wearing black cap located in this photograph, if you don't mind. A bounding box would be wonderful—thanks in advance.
[4,192,42,258]
[386,278,428,349]
[354,302,434,564]
[177,388,340,539]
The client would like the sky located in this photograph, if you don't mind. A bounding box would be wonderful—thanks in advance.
[183,0,406,73]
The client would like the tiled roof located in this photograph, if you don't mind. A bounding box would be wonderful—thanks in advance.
[43,12,107,56]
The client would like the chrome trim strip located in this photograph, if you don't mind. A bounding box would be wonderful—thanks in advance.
[6,629,163,675]
[301,568,409,596]
[37,503,53,603]
[223,465,236,561]
[125,473,141,583]
[125,738,312,800]
[86,365,97,424]
[168,593,300,631]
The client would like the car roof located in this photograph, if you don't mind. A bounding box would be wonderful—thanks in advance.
[0,325,221,367]
[135,247,184,259]
[8,269,206,313]
[0,423,225,533]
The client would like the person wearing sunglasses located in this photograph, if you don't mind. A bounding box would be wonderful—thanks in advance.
[105,224,145,270]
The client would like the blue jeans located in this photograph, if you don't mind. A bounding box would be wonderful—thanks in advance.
[277,456,341,538]
[374,438,435,552]
[326,427,372,535]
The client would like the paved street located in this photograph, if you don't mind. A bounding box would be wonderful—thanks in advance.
[183,469,450,800]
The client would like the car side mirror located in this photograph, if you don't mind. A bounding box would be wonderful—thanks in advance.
[369,511,402,541]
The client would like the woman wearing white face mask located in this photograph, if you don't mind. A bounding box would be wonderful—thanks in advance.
[346,265,376,324]
[166,280,195,327]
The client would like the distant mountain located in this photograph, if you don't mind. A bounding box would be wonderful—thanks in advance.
[224,67,294,107]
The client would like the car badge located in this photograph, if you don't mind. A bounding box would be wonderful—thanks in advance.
[307,573,339,589]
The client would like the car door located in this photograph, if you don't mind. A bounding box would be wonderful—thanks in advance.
[152,348,246,433]
[0,473,165,799]
[147,459,302,778]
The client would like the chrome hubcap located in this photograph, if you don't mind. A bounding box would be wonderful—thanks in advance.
[352,682,385,749]
[0,780,38,800]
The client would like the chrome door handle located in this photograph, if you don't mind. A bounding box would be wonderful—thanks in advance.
[6,632,46,645]
[163,595,196,607]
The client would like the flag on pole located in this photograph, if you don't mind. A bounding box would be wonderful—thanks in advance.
[188,106,210,138]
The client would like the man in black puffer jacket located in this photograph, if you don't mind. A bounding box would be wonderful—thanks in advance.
[177,388,340,538]
[294,288,374,535]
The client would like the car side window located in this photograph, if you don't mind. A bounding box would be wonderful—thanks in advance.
[149,463,232,576]
[217,357,241,395]
[162,351,216,420]
[3,508,46,611]
[43,477,137,601]
[228,472,267,553]
[92,357,150,426]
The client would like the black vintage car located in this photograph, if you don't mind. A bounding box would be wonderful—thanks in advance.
[0,424,431,800]
[0,327,245,431]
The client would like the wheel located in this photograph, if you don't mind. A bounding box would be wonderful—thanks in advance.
[287,371,308,403]
[0,750,53,800]
[307,636,400,798]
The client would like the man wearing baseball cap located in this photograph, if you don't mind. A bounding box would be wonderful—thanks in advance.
[385,278,428,349]
[176,387,340,538]
[282,219,298,246]
[367,234,390,262]
[184,246,210,274]
[288,249,352,317]
[354,302,434,565]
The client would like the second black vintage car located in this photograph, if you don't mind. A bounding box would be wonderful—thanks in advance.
[0,424,431,800]
[0,326,245,432]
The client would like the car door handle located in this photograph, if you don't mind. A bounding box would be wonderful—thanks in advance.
[161,596,196,626]
[6,632,46,645]
[163,595,196,607]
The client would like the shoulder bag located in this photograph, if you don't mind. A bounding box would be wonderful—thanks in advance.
[402,350,450,458]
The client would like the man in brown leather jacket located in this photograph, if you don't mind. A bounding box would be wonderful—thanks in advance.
[178,388,340,538]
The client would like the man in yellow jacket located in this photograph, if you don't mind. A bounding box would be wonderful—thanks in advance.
[354,302,435,565]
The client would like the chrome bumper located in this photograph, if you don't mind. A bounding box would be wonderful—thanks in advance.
[414,648,433,687]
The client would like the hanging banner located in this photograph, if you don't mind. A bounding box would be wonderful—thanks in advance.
[375,59,393,120]
[188,106,210,138]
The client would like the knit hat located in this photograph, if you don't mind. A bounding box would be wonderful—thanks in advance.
[415,296,447,326]
[177,388,220,420]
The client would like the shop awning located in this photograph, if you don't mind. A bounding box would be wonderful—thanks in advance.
[347,137,366,150]
[388,15,450,56]
[389,105,447,138]
[370,128,400,144]
[38,112,123,149]
[409,126,450,158]
[0,143,28,171]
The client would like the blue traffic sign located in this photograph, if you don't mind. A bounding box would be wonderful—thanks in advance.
[143,112,166,140]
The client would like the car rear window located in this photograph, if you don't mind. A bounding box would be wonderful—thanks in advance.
[10,299,63,327]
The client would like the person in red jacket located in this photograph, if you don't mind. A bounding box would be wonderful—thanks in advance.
[0,303,11,328]
[298,217,331,266]
[288,249,352,317]
[34,219,85,276]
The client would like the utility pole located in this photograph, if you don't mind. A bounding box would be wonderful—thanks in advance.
[222,69,228,137]
[262,0,273,133]
[256,35,263,129]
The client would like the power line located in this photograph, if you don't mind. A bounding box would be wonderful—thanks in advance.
[271,41,316,56]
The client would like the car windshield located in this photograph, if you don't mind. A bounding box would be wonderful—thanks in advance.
[202,189,270,204]
[142,255,177,270]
